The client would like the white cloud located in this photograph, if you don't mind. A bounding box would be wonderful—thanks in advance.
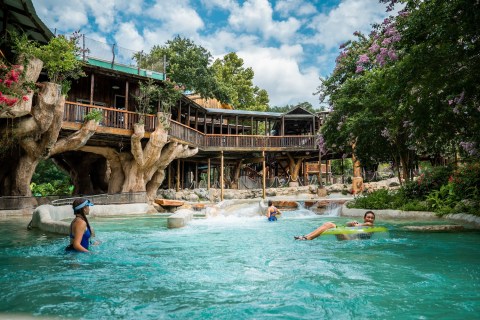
[115,0,144,15]
[228,0,301,43]
[148,0,204,36]
[32,0,89,32]
[113,22,145,51]
[275,0,317,17]
[307,0,387,49]
[32,0,392,107]
[237,46,320,107]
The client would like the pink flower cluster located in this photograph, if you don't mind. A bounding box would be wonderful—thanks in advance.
[0,63,29,108]
[355,18,402,73]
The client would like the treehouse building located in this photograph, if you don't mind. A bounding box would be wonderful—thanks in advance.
[1,0,335,200]
[60,62,329,194]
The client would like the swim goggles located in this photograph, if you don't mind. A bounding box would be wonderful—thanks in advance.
[74,200,94,211]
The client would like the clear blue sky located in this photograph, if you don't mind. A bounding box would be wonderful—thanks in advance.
[33,0,392,108]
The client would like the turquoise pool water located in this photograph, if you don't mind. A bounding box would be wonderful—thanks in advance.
[1,209,479,319]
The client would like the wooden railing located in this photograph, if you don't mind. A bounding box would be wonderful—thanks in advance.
[64,102,156,131]
[169,120,204,146]
[63,102,317,150]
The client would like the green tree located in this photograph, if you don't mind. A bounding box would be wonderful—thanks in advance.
[211,52,269,111]
[31,159,72,196]
[269,102,316,113]
[33,33,85,88]
[318,0,480,184]
[135,36,228,102]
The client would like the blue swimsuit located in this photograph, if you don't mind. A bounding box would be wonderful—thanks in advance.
[268,208,278,221]
[66,218,91,251]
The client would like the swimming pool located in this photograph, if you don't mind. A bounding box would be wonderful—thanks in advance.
[1,208,479,319]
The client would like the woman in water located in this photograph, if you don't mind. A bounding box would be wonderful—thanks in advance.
[294,210,375,240]
[266,200,281,221]
[65,198,95,252]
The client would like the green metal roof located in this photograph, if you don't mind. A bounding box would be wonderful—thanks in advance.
[86,58,165,81]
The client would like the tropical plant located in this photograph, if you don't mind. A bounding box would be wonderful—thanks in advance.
[84,108,103,122]
[134,78,183,125]
[32,32,85,87]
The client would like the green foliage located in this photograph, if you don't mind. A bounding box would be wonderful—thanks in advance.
[330,158,353,175]
[318,0,480,183]
[349,189,397,210]
[425,183,456,212]
[84,108,103,122]
[135,36,227,102]
[133,78,182,125]
[30,181,73,196]
[349,162,480,216]
[9,31,39,61]
[450,162,480,201]
[32,34,85,84]
[402,166,453,200]
[269,102,316,113]
[31,159,73,196]
[211,52,269,110]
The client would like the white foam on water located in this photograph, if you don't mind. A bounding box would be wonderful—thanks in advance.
[322,202,342,217]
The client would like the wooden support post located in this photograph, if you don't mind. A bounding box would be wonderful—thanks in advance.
[168,164,172,189]
[195,162,198,188]
[262,151,266,199]
[125,81,129,110]
[207,158,211,190]
[176,159,180,192]
[327,160,331,184]
[177,100,182,122]
[89,73,94,105]
[195,109,198,130]
[181,159,185,189]
[220,151,224,201]
[204,112,207,134]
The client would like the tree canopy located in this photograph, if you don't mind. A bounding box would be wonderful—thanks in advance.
[318,0,480,181]
[135,36,228,102]
[135,38,269,111]
[211,52,269,111]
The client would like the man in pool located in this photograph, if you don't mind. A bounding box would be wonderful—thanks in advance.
[294,211,375,240]
[266,200,281,221]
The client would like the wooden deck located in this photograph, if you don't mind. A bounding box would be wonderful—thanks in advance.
[62,102,317,151]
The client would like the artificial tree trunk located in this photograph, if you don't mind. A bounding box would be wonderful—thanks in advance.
[121,117,169,192]
[145,142,198,201]
[0,55,99,196]
[286,153,306,186]
[0,82,98,196]
[76,113,198,201]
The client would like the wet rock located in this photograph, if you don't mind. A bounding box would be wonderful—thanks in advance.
[402,225,465,232]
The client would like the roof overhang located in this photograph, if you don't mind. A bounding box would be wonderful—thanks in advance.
[1,0,54,44]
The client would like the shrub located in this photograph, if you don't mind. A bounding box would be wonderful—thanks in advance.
[450,162,480,202]
[348,189,399,210]
[402,165,453,200]
[84,108,103,122]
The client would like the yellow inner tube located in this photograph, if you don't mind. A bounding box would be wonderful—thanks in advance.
[323,226,388,235]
